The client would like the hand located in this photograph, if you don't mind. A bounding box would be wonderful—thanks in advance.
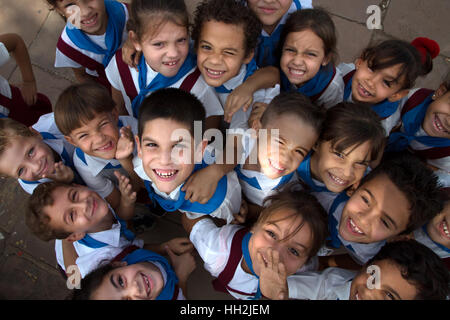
[181,165,223,204]
[114,170,136,205]
[166,245,196,284]
[163,237,194,255]
[115,126,135,160]
[121,39,141,70]
[223,83,254,123]
[19,80,37,106]
[43,161,74,183]
[257,248,288,300]
[248,102,268,130]
[231,199,248,225]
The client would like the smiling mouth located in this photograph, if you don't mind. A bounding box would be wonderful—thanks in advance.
[95,141,114,152]
[347,217,365,236]
[438,219,450,239]
[288,67,306,77]
[141,273,152,297]
[328,172,349,186]
[433,114,450,134]
[153,169,179,181]
[163,60,179,67]
[357,83,374,98]
[205,67,225,79]
[81,13,98,27]
[268,158,286,174]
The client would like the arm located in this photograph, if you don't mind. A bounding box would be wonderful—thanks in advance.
[62,239,79,271]
[0,33,36,105]
[165,246,196,299]
[42,161,74,183]
[71,66,99,84]
[111,87,127,116]
[224,66,279,122]
[143,237,194,256]
[318,254,362,271]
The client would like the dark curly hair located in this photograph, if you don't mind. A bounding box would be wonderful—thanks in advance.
[360,152,443,234]
[191,0,262,58]
[71,263,115,300]
[367,240,450,300]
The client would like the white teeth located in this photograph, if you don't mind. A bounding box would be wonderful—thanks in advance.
[329,173,346,185]
[359,84,373,97]
[269,159,284,171]
[154,170,177,178]
[142,274,150,295]
[443,220,449,237]
[164,61,177,66]
[206,68,224,75]
[350,218,364,234]
[290,68,305,76]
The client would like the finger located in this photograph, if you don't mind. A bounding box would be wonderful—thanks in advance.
[242,100,252,112]
[272,249,280,271]
[256,251,265,269]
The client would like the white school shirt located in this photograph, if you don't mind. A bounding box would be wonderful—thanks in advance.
[54,2,129,76]
[234,132,297,206]
[287,267,356,300]
[0,42,12,116]
[214,64,280,130]
[413,227,450,260]
[337,63,405,136]
[73,116,137,199]
[190,218,258,300]
[133,157,242,224]
[18,113,77,194]
[313,191,385,264]
[105,57,224,118]
[314,66,345,109]
[55,206,144,278]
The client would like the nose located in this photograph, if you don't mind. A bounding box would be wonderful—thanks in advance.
[292,53,305,66]
[341,163,354,179]
[166,43,179,59]
[159,149,174,166]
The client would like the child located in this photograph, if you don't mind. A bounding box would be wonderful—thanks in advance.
[246,0,313,68]
[191,0,280,130]
[72,246,196,300]
[259,240,450,300]
[316,153,443,268]
[297,102,385,206]
[26,179,191,278]
[0,117,77,195]
[0,33,52,126]
[105,0,223,128]
[278,8,344,109]
[182,183,328,300]
[50,0,129,89]
[338,37,440,135]
[133,88,242,225]
[387,72,450,173]
[54,82,140,210]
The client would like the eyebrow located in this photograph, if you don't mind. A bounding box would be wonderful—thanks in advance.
[363,188,398,230]
[267,221,308,251]
[142,136,185,144]
[200,40,239,53]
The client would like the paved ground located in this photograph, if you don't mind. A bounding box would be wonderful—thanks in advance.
[0,0,448,300]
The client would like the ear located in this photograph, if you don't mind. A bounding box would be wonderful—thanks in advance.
[322,53,332,67]
[111,107,119,123]
[433,83,448,100]
[135,135,142,159]
[128,30,141,51]
[243,50,255,65]
[387,89,409,102]
[65,232,86,242]
[194,139,209,163]
[28,126,41,137]
[354,58,363,69]
[64,135,76,146]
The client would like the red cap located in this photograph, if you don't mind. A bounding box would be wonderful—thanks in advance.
[411,37,440,65]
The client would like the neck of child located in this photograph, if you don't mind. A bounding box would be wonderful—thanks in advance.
[263,24,277,36]
[309,153,324,183]
[90,208,115,233]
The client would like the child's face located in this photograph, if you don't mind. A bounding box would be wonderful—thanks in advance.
[65,112,119,160]
[352,58,408,104]
[45,184,111,237]
[249,207,313,276]
[132,21,189,78]
[310,140,372,193]
[247,0,293,34]
[280,29,329,87]
[340,174,410,243]
[426,201,450,249]
[258,114,318,179]
[92,261,164,300]
[54,0,108,35]
[350,259,418,300]
[136,118,199,195]
[422,91,450,139]
[0,136,56,181]
[196,20,253,88]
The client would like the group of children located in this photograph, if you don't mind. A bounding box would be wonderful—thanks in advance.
[0,0,449,300]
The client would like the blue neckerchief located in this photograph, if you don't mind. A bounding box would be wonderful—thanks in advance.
[255,0,302,67]
[235,166,294,190]
[65,0,126,67]
[296,153,329,192]
[78,215,135,249]
[241,232,261,300]
[327,192,350,249]
[40,131,74,169]
[343,74,400,119]
[282,63,335,99]
[122,249,179,300]
[215,59,258,94]
[422,224,450,253]
[131,52,196,117]
[144,162,228,214]
[387,91,450,152]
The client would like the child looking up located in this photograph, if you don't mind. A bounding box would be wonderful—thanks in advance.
[105,0,223,128]
[278,8,343,109]
[50,0,129,89]
[54,82,140,210]
[133,88,242,225]
[182,183,328,300]
[339,37,440,135]
[260,240,450,300]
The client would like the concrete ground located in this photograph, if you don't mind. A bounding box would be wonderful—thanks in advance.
[0,0,448,300]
